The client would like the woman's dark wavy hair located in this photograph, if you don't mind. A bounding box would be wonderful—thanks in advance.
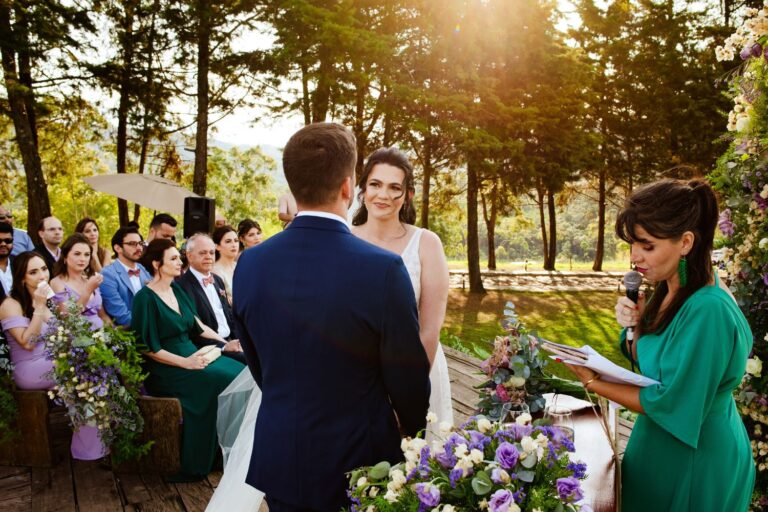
[212,225,237,261]
[615,178,719,334]
[140,238,176,277]
[9,251,50,318]
[237,219,262,251]
[351,147,416,226]
[74,217,107,265]
[53,233,95,279]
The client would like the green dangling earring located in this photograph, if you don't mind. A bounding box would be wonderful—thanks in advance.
[677,256,688,287]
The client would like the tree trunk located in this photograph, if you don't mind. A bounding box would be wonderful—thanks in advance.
[0,2,50,240]
[420,144,433,229]
[353,77,366,182]
[592,168,606,271]
[536,183,548,269]
[466,157,485,294]
[311,47,331,123]
[300,60,311,125]
[116,5,135,226]
[192,0,210,196]
[545,188,557,270]
[481,180,498,270]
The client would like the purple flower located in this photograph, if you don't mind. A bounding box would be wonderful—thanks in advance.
[449,468,464,488]
[741,46,753,60]
[414,483,441,509]
[751,42,763,58]
[490,468,508,484]
[556,476,584,502]
[718,209,735,237]
[762,273,768,286]
[495,442,519,469]
[566,461,588,479]
[489,489,514,512]
[756,193,768,210]
[467,430,491,451]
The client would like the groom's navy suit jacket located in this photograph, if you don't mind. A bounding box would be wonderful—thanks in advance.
[233,215,431,511]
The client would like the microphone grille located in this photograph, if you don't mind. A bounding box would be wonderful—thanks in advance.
[623,270,643,290]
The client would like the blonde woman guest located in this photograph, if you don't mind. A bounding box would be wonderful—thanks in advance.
[75,217,111,273]
[212,225,239,298]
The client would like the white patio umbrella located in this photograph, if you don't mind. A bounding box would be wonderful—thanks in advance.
[83,174,198,215]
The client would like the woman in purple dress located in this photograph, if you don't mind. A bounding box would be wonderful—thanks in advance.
[49,234,112,460]
[0,251,106,460]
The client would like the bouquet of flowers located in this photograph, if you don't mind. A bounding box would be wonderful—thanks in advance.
[347,415,591,512]
[476,302,582,419]
[40,300,151,462]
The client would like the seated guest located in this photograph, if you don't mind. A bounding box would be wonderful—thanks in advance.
[147,213,177,243]
[35,216,64,273]
[212,225,238,299]
[100,226,150,327]
[131,239,244,482]
[49,234,112,328]
[0,223,13,296]
[237,219,262,253]
[75,217,112,272]
[0,251,106,460]
[0,205,34,256]
[176,234,245,364]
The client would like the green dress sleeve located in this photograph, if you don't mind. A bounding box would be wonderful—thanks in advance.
[172,283,204,337]
[130,288,163,353]
[639,291,737,449]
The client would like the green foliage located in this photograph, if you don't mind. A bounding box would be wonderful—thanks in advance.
[0,374,18,446]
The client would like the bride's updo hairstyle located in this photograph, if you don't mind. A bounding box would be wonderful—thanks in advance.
[615,178,719,334]
[352,147,416,226]
[141,238,176,277]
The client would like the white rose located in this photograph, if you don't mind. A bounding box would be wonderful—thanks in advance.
[368,487,379,497]
[443,506,456,512]
[746,357,763,377]
[521,436,537,453]
[469,449,484,465]
[759,238,768,250]
[426,412,438,423]
[384,489,399,503]
[515,413,532,425]
[366,506,375,512]
[477,418,492,433]
[761,185,768,199]
[496,468,511,484]
[357,477,367,488]
[509,504,521,512]
[439,421,453,435]
[507,376,526,388]
[736,115,750,132]
[390,469,406,487]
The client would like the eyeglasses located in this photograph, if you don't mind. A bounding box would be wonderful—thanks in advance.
[0,238,13,245]
[0,214,12,220]
[122,241,146,248]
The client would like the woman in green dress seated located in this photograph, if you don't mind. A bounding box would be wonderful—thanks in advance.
[131,238,244,482]
[565,179,755,511]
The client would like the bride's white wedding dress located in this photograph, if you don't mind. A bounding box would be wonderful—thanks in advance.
[206,228,453,511]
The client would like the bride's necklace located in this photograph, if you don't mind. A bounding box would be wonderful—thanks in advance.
[368,224,408,244]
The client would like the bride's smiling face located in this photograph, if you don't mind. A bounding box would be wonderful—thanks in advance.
[363,163,407,220]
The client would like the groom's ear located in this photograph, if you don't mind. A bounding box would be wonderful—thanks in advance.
[341,175,354,202]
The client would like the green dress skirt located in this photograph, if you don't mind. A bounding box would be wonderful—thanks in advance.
[131,283,244,480]
[621,282,755,511]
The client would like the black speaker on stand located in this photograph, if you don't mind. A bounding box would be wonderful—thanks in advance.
[183,197,215,238]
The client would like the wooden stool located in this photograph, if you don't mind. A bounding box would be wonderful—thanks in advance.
[0,390,55,467]
[114,396,182,474]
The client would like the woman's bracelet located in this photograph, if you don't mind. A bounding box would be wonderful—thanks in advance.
[583,374,600,390]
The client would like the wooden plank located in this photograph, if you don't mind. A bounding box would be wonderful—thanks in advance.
[115,471,152,507]
[0,468,31,511]
[129,473,184,512]
[71,459,122,512]
[30,462,76,512]
[0,467,27,479]
[114,397,182,475]
[174,480,213,512]
[206,470,222,489]
[134,495,185,512]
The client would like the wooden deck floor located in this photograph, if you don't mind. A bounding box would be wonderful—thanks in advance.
[0,348,625,511]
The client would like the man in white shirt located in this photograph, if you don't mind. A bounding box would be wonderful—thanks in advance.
[0,204,34,257]
[100,226,151,327]
[0,223,13,296]
[176,233,245,363]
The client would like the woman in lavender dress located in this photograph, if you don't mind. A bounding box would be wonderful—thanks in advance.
[0,251,106,460]
[49,234,112,460]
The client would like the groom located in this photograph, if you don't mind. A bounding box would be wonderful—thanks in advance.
[233,123,431,512]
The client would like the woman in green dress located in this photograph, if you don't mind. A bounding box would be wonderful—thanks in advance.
[131,238,244,482]
[565,179,755,511]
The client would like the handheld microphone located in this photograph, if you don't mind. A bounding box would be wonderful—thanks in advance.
[623,269,643,341]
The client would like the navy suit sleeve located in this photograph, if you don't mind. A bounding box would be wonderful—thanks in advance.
[234,309,262,387]
[380,257,431,437]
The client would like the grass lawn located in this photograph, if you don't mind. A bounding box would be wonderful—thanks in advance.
[441,289,630,380]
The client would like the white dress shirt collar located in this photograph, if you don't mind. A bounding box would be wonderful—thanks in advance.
[296,210,349,226]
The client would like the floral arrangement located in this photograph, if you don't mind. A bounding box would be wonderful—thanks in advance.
[712,7,768,508]
[0,339,17,444]
[40,300,151,463]
[346,414,592,512]
[475,302,582,419]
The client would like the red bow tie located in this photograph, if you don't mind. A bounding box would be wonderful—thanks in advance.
[202,276,214,287]
[127,269,141,277]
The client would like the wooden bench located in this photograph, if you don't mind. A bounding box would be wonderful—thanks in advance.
[0,390,55,467]
[0,391,183,473]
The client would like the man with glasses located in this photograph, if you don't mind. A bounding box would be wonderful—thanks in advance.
[35,216,64,272]
[100,226,151,327]
[0,223,13,296]
[0,204,34,256]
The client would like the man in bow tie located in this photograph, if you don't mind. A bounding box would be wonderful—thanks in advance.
[100,226,151,327]
[177,233,245,363]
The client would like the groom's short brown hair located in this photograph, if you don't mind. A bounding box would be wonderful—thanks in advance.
[282,123,357,207]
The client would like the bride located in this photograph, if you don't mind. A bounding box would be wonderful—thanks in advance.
[207,147,452,511]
